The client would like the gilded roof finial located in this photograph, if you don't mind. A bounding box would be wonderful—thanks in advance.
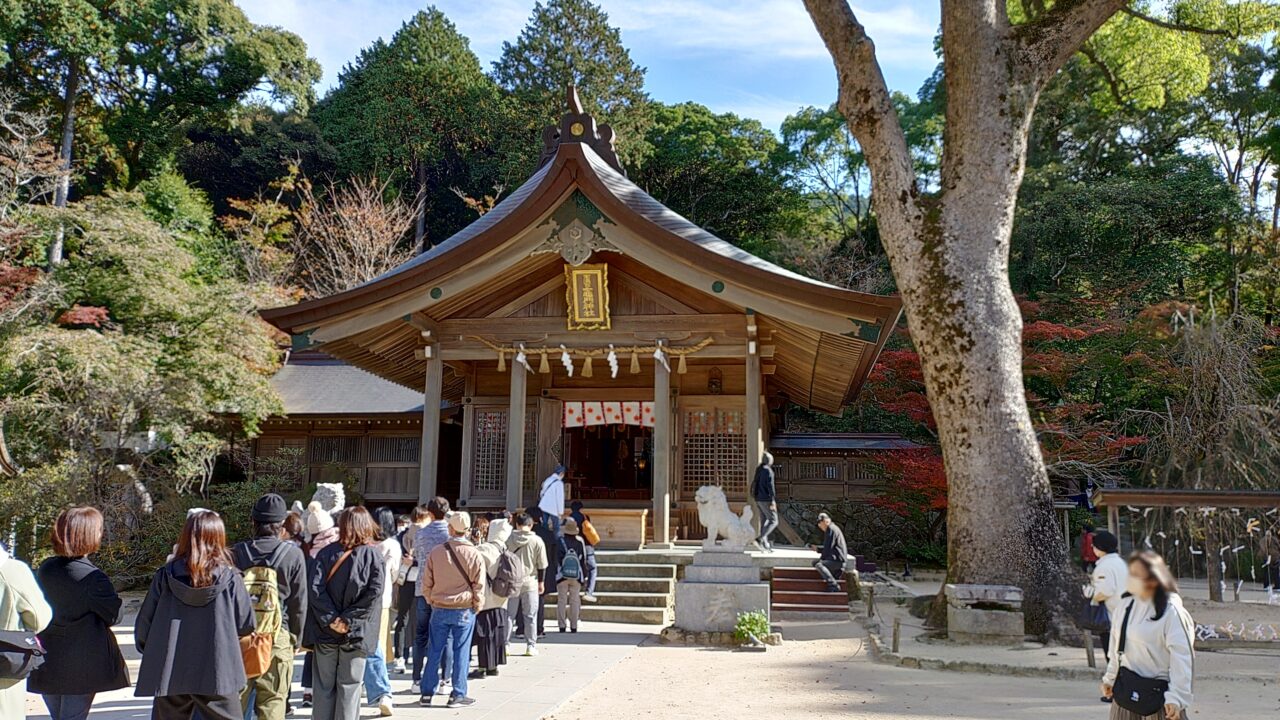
[566,84,584,115]
[537,83,625,175]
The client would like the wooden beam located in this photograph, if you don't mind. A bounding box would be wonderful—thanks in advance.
[439,342,773,361]
[437,314,748,340]
[1094,488,1280,509]
[418,344,443,503]
[650,339,672,548]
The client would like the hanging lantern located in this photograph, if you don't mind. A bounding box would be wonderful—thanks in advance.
[497,349,506,373]
[629,349,640,374]
[607,344,619,378]
[559,345,574,376]
[677,353,687,374]
[538,350,551,374]
[582,354,594,378]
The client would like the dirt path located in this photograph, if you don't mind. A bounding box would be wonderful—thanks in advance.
[549,620,1279,720]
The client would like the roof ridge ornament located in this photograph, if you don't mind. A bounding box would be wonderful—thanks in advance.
[538,83,626,176]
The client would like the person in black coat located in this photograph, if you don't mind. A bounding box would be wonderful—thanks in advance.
[752,453,779,551]
[307,507,384,720]
[30,507,129,720]
[135,510,255,720]
[808,512,848,593]
[523,506,560,639]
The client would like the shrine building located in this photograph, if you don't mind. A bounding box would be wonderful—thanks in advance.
[260,90,903,546]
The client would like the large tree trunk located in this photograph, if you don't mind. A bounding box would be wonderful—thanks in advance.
[49,60,80,267]
[805,0,1127,636]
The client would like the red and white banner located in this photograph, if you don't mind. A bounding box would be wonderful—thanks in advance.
[563,401,654,428]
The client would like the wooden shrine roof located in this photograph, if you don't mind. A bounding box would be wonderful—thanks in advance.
[260,93,903,414]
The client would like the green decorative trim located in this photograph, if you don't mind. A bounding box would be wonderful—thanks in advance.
[430,287,443,300]
[711,280,725,294]
[290,330,315,351]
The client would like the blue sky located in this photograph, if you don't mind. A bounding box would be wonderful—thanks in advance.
[241,0,941,131]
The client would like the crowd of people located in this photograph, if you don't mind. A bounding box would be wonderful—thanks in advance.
[0,463,603,718]
[0,455,1206,720]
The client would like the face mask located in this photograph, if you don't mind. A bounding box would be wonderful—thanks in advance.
[1125,576,1146,597]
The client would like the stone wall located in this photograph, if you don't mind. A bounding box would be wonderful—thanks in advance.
[780,500,922,563]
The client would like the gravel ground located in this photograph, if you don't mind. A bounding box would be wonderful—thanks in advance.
[549,620,1280,720]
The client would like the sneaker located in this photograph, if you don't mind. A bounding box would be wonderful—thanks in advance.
[583,593,598,603]
[526,643,538,656]
[440,677,451,688]
[447,695,476,708]
[485,668,499,677]
[418,694,433,707]
[571,628,578,633]
[559,626,567,633]
[301,692,312,708]
[391,659,406,674]
[468,669,487,680]
[378,696,394,716]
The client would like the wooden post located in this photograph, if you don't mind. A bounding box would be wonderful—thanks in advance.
[651,340,672,548]
[1084,630,1096,668]
[891,617,901,653]
[505,363,527,512]
[417,344,443,504]
[1106,505,1119,538]
[744,316,763,532]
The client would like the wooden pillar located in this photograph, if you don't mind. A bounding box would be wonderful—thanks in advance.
[417,344,443,504]
[745,318,764,485]
[505,364,527,512]
[458,371,476,507]
[1106,504,1119,537]
[651,340,672,547]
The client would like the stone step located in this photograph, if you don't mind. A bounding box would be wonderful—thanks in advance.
[771,590,848,606]
[771,577,846,592]
[770,602,849,614]
[572,604,670,625]
[595,562,677,579]
[543,591,672,608]
[594,576,675,593]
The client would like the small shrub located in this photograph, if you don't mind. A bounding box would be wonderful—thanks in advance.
[734,609,771,643]
[902,540,947,567]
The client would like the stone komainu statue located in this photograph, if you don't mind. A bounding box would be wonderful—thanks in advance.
[694,485,756,550]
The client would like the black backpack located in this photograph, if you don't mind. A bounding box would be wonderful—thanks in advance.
[0,629,45,680]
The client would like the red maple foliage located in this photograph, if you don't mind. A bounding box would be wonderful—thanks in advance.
[1023,320,1088,342]
[872,448,947,517]
[0,263,40,312]
[56,305,110,328]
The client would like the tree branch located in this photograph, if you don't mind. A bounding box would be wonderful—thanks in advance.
[1014,0,1129,83]
[1120,7,1236,37]
[801,0,919,230]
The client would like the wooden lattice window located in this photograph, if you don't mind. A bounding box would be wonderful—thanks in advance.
[799,460,842,481]
[848,460,881,482]
[681,408,747,496]
[473,409,508,497]
[369,436,420,464]
[311,436,362,465]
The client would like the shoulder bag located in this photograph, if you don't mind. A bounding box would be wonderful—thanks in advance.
[443,541,481,611]
[1111,600,1169,716]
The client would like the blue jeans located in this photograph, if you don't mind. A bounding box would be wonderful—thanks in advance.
[42,694,95,720]
[363,647,392,703]
[423,607,475,699]
[413,597,450,689]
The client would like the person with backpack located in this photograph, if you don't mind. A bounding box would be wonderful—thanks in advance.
[135,510,255,720]
[472,518,518,679]
[360,507,400,717]
[308,507,384,720]
[504,512,548,656]
[0,539,52,719]
[568,501,599,602]
[232,494,307,720]
[29,507,128,720]
[556,519,588,633]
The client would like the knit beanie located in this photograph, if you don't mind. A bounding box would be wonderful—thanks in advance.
[305,501,335,535]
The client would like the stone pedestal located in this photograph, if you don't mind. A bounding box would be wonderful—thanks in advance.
[673,548,770,633]
[944,583,1025,645]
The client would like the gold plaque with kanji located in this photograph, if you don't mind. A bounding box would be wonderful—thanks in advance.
[565,263,610,330]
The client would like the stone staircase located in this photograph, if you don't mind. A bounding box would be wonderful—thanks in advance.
[543,558,676,625]
[770,566,850,614]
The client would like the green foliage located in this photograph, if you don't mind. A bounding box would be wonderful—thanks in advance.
[632,102,803,253]
[494,0,652,165]
[733,609,771,642]
[312,9,520,245]
[902,540,947,568]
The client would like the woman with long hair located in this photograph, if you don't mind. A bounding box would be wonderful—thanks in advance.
[1101,550,1196,720]
[30,507,129,720]
[134,510,254,720]
[308,507,384,720]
